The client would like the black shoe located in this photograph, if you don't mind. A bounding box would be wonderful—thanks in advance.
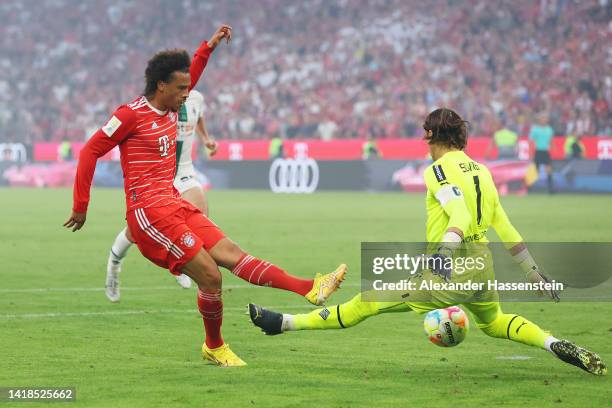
[550,340,607,376]
[248,303,284,335]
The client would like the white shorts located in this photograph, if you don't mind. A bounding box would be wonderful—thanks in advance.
[173,163,200,194]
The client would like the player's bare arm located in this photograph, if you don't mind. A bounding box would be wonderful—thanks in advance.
[63,211,87,232]
[207,24,232,49]
[196,116,217,156]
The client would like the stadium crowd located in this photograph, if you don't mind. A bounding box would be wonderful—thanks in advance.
[0,0,610,143]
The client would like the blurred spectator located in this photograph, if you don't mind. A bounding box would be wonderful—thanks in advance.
[489,120,518,159]
[57,139,73,161]
[318,119,338,141]
[268,134,284,159]
[564,134,585,160]
[561,134,585,183]
[0,0,609,143]
[362,135,381,160]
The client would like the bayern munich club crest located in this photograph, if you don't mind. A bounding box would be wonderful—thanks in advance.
[181,232,196,248]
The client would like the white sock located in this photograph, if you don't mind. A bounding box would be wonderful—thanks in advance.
[544,335,560,354]
[281,314,295,332]
[110,227,133,262]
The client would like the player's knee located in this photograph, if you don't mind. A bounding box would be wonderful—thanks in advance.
[210,238,246,269]
[194,197,207,215]
[183,251,222,289]
[339,294,379,328]
[125,227,134,243]
[478,313,517,339]
[479,320,501,338]
[198,266,222,289]
[226,241,245,260]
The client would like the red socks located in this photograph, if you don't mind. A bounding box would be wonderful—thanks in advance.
[232,254,313,296]
[197,255,313,348]
[197,289,224,349]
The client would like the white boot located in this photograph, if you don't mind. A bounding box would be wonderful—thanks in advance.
[175,273,192,289]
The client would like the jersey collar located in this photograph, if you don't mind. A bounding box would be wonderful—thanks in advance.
[436,149,465,162]
[144,97,168,116]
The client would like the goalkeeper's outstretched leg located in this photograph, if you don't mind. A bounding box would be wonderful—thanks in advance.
[249,292,410,334]
[465,302,607,376]
[249,294,607,376]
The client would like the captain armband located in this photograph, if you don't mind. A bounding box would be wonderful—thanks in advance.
[434,184,465,208]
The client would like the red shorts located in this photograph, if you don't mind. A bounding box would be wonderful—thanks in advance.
[126,200,225,275]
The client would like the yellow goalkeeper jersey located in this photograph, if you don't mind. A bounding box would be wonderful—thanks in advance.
[424,150,523,245]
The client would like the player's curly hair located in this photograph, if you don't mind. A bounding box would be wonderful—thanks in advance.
[423,108,470,150]
[144,49,191,96]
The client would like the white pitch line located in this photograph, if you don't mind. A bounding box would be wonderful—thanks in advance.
[495,355,533,360]
[0,285,249,294]
[1,310,194,319]
[0,305,315,319]
[0,283,360,294]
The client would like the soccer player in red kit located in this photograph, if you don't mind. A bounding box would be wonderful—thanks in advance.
[63,26,346,367]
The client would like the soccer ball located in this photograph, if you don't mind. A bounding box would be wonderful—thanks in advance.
[423,306,469,347]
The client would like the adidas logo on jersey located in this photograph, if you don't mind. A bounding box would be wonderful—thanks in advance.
[151,122,158,129]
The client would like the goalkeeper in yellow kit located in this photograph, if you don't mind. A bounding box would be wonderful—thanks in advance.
[249,108,606,376]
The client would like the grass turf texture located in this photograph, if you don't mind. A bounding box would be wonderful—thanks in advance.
[0,188,610,407]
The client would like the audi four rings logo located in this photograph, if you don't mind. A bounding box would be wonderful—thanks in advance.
[269,158,319,193]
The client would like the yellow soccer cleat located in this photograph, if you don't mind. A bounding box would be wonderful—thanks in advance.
[550,340,607,376]
[201,343,247,367]
[305,263,347,306]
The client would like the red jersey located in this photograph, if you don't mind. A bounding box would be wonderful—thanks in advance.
[72,41,212,214]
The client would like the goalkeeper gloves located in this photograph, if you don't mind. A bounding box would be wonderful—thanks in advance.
[526,266,560,302]
[428,231,462,282]
[428,245,453,282]
[514,246,560,302]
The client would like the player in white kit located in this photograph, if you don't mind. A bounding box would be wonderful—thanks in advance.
[104,89,218,302]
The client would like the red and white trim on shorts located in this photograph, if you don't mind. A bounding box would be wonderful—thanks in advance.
[134,208,185,259]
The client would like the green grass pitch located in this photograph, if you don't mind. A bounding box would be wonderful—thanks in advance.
[1,188,610,407]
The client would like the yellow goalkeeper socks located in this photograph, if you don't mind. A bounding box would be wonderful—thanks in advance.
[480,313,550,349]
[289,293,378,330]
[287,293,410,331]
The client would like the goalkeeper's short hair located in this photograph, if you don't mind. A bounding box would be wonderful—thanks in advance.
[423,108,469,150]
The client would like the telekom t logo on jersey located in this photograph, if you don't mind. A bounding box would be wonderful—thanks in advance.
[158,135,170,157]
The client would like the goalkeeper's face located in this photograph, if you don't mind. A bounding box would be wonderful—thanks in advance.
[161,71,190,112]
